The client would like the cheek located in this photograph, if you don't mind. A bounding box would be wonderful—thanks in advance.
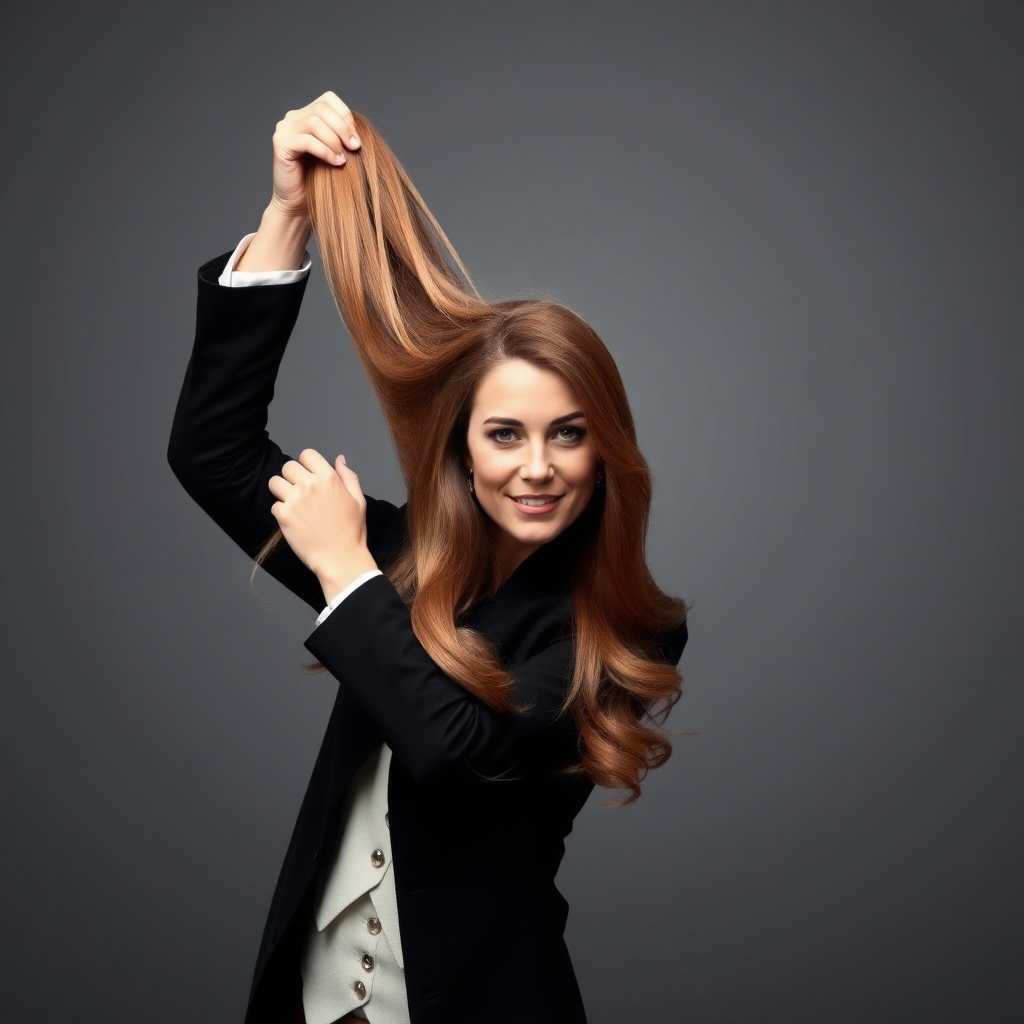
[474,456,512,490]
[569,451,599,489]
[481,445,524,475]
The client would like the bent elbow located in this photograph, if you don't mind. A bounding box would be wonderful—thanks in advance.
[166,429,205,497]
[166,425,224,512]
[166,431,189,483]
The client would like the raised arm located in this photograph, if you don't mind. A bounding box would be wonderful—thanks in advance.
[167,251,312,610]
[166,93,399,613]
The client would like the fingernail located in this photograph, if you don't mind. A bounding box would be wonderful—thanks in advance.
[350,135,360,147]
[335,152,345,163]
[339,454,347,464]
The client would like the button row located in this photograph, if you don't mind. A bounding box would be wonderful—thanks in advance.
[350,944,375,1001]
[352,844,385,1005]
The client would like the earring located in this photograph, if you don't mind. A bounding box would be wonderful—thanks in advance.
[596,467,604,486]
[467,468,475,495]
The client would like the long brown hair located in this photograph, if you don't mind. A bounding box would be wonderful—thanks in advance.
[256,112,688,805]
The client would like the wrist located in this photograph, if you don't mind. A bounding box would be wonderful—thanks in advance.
[316,550,380,604]
[235,203,311,272]
[264,197,311,233]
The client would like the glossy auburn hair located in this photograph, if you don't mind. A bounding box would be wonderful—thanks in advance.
[257,111,688,804]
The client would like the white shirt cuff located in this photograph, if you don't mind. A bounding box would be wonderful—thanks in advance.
[315,570,384,627]
[217,232,312,287]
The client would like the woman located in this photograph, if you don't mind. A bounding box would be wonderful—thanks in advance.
[168,91,688,1024]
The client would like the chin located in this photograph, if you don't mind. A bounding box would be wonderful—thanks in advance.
[510,523,562,545]
[500,508,577,545]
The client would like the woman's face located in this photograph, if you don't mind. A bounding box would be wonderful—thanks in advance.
[465,358,600,576]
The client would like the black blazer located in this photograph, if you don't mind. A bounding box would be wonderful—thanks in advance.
[167,251,688,1024]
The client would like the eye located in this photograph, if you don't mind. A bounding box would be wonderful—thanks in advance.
[488,428,520,444]
[555,425,586,443]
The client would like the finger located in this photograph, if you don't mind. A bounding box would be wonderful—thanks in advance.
[295,112,344,153]
[277,117,347,165]
[309,99,361,151]
[316,90,351,119]
[334,454,358,479]
[340,473,364,504]
[267,474,293,499]
[315,91,360,149]
[284,133,346,166]
[278,459,310,483]
[297,448,333,474]
[334,456,365,502]
[274,125,344,166]
[283,103,357,156]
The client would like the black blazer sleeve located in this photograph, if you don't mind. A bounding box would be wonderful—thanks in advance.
[304,577,688,789]
[303,572,577,788]
[166,251,402,613]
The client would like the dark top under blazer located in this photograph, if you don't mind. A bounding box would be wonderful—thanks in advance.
[167,251,688,1024]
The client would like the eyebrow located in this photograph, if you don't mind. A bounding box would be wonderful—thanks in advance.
[482,411,587,427]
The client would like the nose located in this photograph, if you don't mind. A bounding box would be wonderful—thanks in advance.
[520,439,554,482]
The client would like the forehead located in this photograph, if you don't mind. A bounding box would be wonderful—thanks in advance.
[470,359,581,418]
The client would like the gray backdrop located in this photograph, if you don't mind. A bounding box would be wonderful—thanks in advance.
[1,1,1021,1021]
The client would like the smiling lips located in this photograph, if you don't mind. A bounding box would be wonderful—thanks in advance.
[509,494,563,514]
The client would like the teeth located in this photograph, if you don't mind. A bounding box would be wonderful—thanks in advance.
[516,497,555,506]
